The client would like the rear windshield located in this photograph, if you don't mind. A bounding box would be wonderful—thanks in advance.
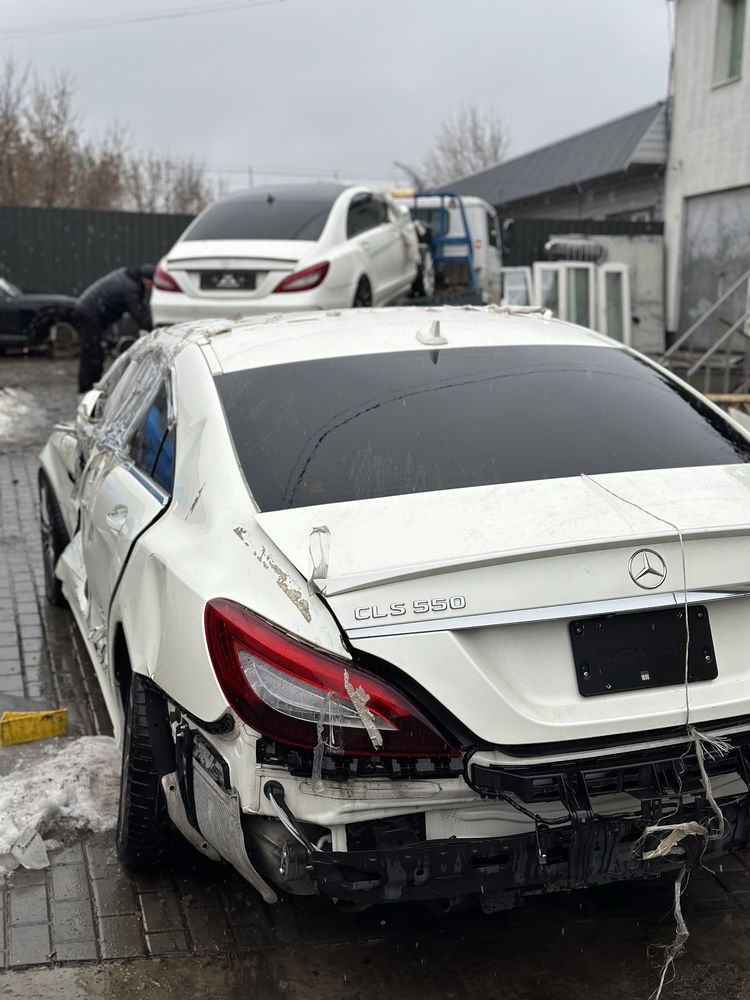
[183,193,337,242]
[215,345,750,511]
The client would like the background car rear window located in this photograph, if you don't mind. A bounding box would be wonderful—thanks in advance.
[183,194,338,242]
[215,346,750,511]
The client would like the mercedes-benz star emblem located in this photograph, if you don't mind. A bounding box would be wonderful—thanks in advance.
[628,549,667,590]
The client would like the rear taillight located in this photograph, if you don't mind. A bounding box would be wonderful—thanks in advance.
[154,261,181,292]
[205,599,457,757]
[273,261,329,293]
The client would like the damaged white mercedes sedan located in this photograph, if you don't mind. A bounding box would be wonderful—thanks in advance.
[38,307,750,911]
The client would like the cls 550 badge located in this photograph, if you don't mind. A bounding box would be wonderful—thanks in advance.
[354,596,467,621]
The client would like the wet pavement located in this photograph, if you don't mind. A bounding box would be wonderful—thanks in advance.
[3,354,750,999]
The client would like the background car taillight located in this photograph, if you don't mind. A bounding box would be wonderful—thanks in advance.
[273,261,329,293]
[205,598,458,757]
[154,261,181,292]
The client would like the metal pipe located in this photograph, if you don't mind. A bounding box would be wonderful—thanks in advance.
[662,269,750,360]
[686,311,750,377]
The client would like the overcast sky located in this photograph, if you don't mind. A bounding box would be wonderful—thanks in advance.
[1,0,672,191]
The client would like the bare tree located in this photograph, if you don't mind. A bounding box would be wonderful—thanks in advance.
[123,153,212,214]
[0,57,215,214]
[0,61,32,206]
[24,72,80,207]
[398,104,510,189]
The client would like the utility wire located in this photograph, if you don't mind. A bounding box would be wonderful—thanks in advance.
[0,0,286,41]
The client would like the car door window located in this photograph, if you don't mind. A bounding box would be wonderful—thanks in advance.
[129,382,175,493]
[347,194,385,238]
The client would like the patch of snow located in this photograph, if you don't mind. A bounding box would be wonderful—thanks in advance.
[0,736,119,873]
[0,386,48,445]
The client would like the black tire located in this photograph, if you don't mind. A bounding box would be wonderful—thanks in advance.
[50,320,80,359]
[38,471,69,607]
[352,276,373,308]
[116,672,170,870]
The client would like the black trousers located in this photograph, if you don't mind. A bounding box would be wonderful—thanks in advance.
[74,308,105,393]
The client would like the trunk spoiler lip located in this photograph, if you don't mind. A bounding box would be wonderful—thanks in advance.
[322,522,750,597]
[346,586,750,640]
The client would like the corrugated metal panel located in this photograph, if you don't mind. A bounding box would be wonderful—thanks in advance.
[0,205,193,295]
[501,217,664,267]
[628,106,668,166]
[445,103,667,208]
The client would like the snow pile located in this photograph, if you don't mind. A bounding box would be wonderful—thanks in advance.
[0,386,48,444]
[0,736,120,872]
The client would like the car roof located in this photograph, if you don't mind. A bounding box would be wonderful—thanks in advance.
[209,183,347,207]
[191,306,623,374]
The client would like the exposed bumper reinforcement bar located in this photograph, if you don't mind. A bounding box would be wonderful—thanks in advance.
[309,795,750,908]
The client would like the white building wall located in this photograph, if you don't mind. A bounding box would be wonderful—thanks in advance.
[664,0,750,332]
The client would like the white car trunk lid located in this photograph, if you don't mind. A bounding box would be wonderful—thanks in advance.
[256,464,750,746]
[167,239,316,298]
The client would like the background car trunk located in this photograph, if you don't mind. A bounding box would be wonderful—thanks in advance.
[166,239,316,299]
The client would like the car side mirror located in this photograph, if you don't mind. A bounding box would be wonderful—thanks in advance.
[78,388,103,422]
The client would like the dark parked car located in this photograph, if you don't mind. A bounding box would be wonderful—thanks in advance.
[0,277,77,355]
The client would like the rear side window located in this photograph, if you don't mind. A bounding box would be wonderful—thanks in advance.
[130,383,175,492]
[215,346,750,511]
[184,194,337,242]
[347,195,387,238]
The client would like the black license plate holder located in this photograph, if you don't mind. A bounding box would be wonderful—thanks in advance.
[570,605,717,697]
[200,271,256,291]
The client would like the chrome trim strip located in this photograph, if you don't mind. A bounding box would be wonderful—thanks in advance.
[347,588,750,639]
[325,524,750,596]
[127,465,169,505]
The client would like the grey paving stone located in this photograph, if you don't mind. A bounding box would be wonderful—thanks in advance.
[51,863,90,901]
[92,876,138,917]
[8,867,47,888]
[132,869,173,892]
[0,674,24,693]
[9,884,48,926]
[49,842,85,867]
[139,889,184,933]
[52,898,96,941]
[704,853,747,873]
[145,930,191,955]
[185,907,236,951]
[9,923,52,966]
[86,839,121,879]
[232,920,273,950]
[52,939,98,961]
[98,914,146,959]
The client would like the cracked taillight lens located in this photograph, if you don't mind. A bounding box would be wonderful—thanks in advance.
[205,598,457,757]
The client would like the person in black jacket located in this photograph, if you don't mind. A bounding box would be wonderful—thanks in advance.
[74,264,155,392]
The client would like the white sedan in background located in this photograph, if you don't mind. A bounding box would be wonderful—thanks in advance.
[39,307,750,911]
[151,184,426,325]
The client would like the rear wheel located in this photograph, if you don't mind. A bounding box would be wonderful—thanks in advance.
[50,321,80,359]
[116,672,170,870]
[352,277,372,308]
[38,471,69,607]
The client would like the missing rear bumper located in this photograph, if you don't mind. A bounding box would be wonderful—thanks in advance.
[309,796,750,908]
